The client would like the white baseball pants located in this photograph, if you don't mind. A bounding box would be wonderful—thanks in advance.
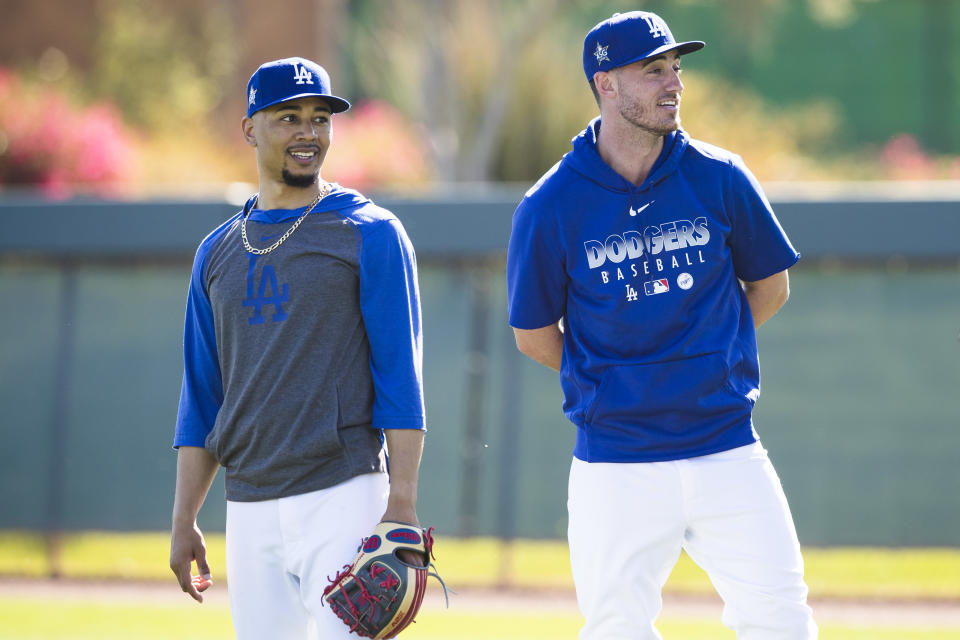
[225,472,389,640]
[568,442,817,639]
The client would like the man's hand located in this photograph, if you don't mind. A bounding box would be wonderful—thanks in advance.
[381,428,425,566]
[170,446,219,603]
[170,521,213,602]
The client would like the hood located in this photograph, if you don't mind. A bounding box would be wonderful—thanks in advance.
[561,118,690,290]
[562,117,689,195]
[243,183,371,223]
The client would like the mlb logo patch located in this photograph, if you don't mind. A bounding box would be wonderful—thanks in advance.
[644,279,669,296]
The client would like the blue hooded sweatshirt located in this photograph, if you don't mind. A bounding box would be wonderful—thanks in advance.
[507,119,799,463]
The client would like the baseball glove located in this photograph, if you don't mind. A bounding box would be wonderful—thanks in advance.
[323,521,450,638]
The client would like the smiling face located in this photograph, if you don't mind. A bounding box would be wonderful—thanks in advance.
[609,50,685,137]
[242,96,332,189]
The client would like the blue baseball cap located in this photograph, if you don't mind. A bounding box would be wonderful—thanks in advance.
[245,57,350,118]
[583,11,704,81]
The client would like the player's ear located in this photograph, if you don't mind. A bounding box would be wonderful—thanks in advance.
[593,71,616,100]
[241,116,257,147]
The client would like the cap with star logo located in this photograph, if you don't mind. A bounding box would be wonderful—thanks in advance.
[245,57,351,118]
[582,11,704,81]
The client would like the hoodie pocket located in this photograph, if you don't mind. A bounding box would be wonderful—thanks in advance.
[584,352,750,433]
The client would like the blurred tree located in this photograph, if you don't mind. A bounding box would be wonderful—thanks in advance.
[343,0,864,184]
[2,0,955,190]
[678,70,841,180]
[324,100,430,190]
[90,0,237,133]
[918,0,956,153]
[233,0,346,96]
[805,0,859,28]
[346,0,573,183]
[717,0,787,84]
[491,7,601,182]
[0,0,99,71]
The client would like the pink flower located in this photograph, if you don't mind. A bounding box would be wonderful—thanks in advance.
[880,134,936,180]
[0,67,136,196]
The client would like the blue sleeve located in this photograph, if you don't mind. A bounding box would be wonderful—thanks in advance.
[725,157,800,282]
[358,218,426,430]
[507,197,566,329]
[173,242,223,448]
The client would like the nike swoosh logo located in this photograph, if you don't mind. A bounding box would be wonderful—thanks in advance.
[629,201,654,216]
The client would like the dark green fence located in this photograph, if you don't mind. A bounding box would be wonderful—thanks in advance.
[1,189,958,545]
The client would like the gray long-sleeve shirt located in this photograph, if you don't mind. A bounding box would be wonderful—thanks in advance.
[174,187,425,501]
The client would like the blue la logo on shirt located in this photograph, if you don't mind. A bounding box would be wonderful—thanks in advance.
[241,254,290,324]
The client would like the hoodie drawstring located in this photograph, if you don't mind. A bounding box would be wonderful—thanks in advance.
[629,184,657,293]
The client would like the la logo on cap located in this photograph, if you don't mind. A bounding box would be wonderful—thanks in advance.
[293,64,314,85]
[643,15,668,38]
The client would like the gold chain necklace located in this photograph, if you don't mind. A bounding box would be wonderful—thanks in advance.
[240,182,331,255]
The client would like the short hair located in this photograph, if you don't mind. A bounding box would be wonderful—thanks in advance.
[589,78,601,107]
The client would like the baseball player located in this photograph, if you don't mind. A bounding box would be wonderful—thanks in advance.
[169,57,426,639]
[506,12,817,639]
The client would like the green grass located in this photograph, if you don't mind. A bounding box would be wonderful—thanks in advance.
[0,599,235,639]
[3,532,959,638]
[1,598,958,640]
[3,531,960,600]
